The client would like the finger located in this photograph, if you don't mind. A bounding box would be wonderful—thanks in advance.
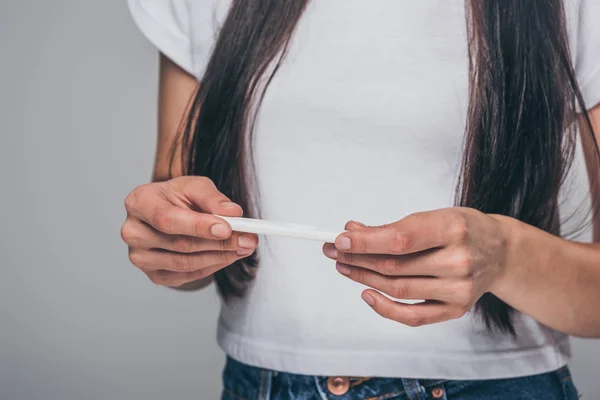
[126,182,240,239]
[177,177,244,217]
[156,232,258,254]
[345,220,367,230]
[142,204,236,239]
[336,263,461,302]
[129,248,254,272]
[361,290,460,327]
[323,244,459,277]
[334,210,455,255]
[122,218,258,253]
[146,264,223,288]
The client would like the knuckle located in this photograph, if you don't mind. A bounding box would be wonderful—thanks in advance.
[128,250,145,269]
[147,272,167,286]
[405,315,425,327]
[380,258,399,275]
[352,234,369,253]
[343,252,356,265]
[217,239,232,250]
[203,251,234,269]
[198,176,212,184]
[124,192,136,213]
[351,267,364,282]
[120,222,137,244]
[152,207,174,233]
[403,307,426,327]
[448,214,469,241]
[392,231,412,253]
[377,302,393,318]
[375,258,389,275]
[172,236,194,253]
[453,248,474,277]
[392,280,410,299]
[171,253,192,272]
[192,216,207,237]
[124,185,145,212]
[194,176,214,190]
[147,274,160,285]
[217,251,233,265]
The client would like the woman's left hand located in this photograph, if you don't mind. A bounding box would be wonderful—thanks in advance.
[322,208,513,327]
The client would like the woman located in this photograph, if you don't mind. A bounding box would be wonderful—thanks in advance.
[123,0,600,398]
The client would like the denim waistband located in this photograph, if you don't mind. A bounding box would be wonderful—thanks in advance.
[221,356,577,400]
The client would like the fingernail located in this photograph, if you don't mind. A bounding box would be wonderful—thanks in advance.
[211,223,230,238]
[238,234,257,249]
[237,249,254,257]
[221,202,238,208]
[336,263,351,276]
[362,292,375,306]
[324,247,338,259]
[336,236,351,251]
[349,220,367,228]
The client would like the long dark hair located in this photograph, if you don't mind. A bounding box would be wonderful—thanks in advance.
[174,0,597,334]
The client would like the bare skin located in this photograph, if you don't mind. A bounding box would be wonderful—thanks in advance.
[121,54,259,291]
[322,104,600,338]
[122,52,600,338]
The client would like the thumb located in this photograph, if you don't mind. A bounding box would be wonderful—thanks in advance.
[345,220,367,230]
[178,176,244,217]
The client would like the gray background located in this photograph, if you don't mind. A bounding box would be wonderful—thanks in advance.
[0,1,598,399]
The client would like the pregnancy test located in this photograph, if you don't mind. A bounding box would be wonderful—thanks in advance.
[215,215,345,243]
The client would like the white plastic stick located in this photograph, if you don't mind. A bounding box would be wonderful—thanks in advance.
[215,215,344,243]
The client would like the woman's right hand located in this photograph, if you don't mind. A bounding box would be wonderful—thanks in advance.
[120,176,258,288]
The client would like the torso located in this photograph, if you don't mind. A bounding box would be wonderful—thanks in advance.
[186,0,590,378]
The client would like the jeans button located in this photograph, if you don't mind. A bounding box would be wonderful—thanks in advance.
[432,387,444,398]
[327,376,350,395]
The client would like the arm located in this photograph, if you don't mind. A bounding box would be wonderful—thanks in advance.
[490,104,600,338]
[322,105,600,338]
[153,52,198,182]
[581,106,600,242]
[154,53,213,291]
[121,52,258,291]
[157,54,211,291]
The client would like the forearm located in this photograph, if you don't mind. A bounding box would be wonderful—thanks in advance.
[490,216,600,338]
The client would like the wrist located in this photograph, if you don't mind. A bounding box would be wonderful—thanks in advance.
[486,214,565,299]
[487,214,528,296]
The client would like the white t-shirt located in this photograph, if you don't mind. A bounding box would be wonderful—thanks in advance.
[128,0,600,380]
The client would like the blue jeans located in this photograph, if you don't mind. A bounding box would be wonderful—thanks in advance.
[221,357,579,400]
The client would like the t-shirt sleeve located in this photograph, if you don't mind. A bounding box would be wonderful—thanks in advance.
[574,0,600,110]
[127,0,196,76]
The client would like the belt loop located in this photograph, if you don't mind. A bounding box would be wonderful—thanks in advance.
[258,370,273,400]
[555,365,572,382]
[314,377,331,400]
[401,379,428,400]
